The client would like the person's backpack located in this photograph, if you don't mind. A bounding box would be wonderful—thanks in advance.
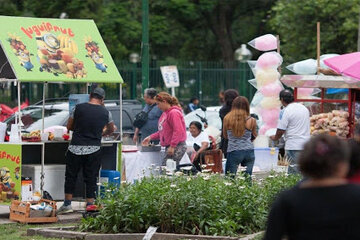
[133,104,155,129]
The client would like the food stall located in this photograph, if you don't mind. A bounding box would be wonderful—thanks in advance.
[281,74,360,138]
[0,16,124,202]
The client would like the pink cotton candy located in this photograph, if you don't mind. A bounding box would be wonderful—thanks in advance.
[256,52,283,69]
[254,34,277,51]
[259,83,282,97]
[297,88,313,96]
[259,123,277,135]
[259,125,271,135]
[260,108,280,124]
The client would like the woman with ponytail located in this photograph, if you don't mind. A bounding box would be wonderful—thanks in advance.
[142,92,187,166]
[223,96,257,176]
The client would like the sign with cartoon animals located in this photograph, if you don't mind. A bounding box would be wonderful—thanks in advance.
[0,16,123,83]
[0,144,21,202]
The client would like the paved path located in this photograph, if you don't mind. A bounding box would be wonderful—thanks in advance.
[0,201,85,224]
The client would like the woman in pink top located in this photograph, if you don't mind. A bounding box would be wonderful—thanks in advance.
[142,92,187,166]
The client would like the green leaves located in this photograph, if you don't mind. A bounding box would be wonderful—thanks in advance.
[80,173,300,236]
[270,0,360,64]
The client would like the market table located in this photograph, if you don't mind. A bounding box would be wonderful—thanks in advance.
[123,151,163,183]
[122,150,192,183]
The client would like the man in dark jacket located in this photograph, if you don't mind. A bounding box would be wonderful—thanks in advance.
[57,88,115,214]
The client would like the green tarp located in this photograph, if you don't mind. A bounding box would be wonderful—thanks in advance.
[0,16,123,83]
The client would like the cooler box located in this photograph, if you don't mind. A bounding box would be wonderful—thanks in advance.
[21,164,66,200]
[254,148,279,171]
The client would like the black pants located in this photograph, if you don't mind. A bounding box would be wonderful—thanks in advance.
[64,150,101,199]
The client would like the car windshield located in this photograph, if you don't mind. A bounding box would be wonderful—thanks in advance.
[5,107,68,133]
[184,109,221,130]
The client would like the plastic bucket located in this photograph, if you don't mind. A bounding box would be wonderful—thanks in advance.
[100,170,121,187]
[254,147,279,171]
[253,135,269,148]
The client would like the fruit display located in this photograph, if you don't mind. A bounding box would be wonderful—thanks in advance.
[36,33,87,79]
[22,130,41,142]
[310,110,350,138]
[62,134,70,141]
[48,132,54,141]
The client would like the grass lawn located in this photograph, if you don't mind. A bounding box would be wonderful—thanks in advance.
[0,223,75,240]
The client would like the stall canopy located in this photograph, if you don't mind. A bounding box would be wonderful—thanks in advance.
[0,16,123,83]
[281,75,360,89]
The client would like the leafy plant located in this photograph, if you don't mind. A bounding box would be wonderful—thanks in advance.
[80,173,300,236]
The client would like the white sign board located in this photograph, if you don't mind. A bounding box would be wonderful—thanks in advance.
[160,66,180,88]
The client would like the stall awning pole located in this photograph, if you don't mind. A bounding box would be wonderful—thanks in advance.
[119,83,123,140]
[17,81,21,136]
[41,82,47,133]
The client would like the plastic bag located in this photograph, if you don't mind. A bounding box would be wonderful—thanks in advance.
[260,97,280,109]
[248,34,277,51]
[248,79,257,89]
[286,59,317,75]
[256,52,283,69]
[247,60,257,75]
[320,54,339,69]
[250,91,264,109]
[259,81,283,97]
[255,68,280,87]
[260,108,280,124]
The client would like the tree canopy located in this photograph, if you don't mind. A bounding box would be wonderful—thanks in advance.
[269,0,360,63]
[0,0,359,63]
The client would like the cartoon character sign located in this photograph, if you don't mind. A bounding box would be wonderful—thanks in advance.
[0,167,13,189]
[7,33,34,71]
[14,167,20,180]
[84,36,107,72]
[0,167,18,200]
[36,32,87,78]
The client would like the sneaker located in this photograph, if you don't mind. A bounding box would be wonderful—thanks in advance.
[86,204,98,212]
[56,204,73,215]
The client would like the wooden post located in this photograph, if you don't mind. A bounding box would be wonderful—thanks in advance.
[317,22,321,74]
[277,35,281,74]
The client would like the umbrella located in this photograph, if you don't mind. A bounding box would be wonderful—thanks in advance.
[324,52,360,80]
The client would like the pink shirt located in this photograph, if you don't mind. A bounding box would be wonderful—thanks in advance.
[150,106,187,147]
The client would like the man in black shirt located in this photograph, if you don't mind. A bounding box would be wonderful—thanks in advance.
[57,88,115,214]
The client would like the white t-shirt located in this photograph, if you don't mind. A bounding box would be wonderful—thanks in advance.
[277,103,310,150]
[186,131,210,148]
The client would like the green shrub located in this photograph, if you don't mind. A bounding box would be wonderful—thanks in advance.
[80,173,300,236]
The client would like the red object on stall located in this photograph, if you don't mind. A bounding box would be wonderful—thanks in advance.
[0,99,29,122]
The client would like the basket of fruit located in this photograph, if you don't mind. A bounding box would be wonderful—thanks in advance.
[22,130,41,142]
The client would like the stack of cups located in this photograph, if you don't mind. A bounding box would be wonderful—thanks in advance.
[9,124,21,143]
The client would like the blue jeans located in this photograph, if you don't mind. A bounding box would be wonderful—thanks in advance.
[286,150,301,175]
[225,150,255,176]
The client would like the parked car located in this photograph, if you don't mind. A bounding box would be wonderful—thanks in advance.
[3,98,142,143]
[184,106,260,146]
[184,106,222,131]
[184,106,222,145]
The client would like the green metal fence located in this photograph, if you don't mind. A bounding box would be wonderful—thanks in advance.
[116,60,255,106]
[0,60,255,107]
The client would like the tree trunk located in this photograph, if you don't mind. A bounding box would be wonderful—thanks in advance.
[200,1,235,64]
